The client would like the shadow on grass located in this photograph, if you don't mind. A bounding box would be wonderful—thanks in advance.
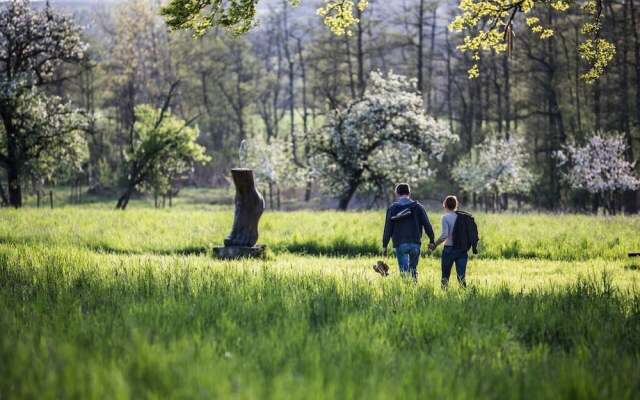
[0,235,629,261]
[71,239,382,258]
[85,243,211,257]
[275,240,380,257]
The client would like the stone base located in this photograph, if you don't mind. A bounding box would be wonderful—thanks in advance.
[213,245,266,259]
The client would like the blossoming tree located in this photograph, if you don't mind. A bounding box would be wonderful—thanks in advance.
[556,133,640,214]
[452,136,535,210]
[309,71,458,210]
[0,0,87,207]
[240,136,307,209]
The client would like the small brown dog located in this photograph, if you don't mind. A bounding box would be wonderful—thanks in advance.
[373,260,390,276]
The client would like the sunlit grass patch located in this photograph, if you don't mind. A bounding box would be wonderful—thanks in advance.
[1,208,639,260]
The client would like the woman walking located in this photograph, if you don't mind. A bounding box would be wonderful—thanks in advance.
[430,195,478,289]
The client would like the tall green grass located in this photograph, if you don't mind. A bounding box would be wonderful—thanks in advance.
[1,208,638,260]
[1,208,639,399]
[0,244,639,399]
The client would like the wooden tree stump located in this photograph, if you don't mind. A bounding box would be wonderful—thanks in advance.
[214,169,266,259]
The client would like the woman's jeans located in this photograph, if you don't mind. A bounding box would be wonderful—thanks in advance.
[395,243,421,280]
[441,246,468,288]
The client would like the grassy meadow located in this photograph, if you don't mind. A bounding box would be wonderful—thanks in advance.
[1,204,640,399]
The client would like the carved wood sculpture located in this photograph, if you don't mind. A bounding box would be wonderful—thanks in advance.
[224,169,265,247]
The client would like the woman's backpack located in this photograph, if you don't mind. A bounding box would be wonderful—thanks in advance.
[452,211,479,254]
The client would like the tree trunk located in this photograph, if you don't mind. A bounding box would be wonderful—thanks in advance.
[338,181,359,211]
[345,37,357,99]
[593,80,601,131]
[356,8,365,97]
[493,57,503,135]
[574,26,583,133]
[282,2,300,166]
[503,53,511,134]
[7,164,22,208]
[416,0,425,94]
[276,186,281,210]
[426,6,437,112]
[268,182,274,209]
[0,178,8,206]
[296,37,312,201]
[618,0,640,214]
[116,186,134,210]
[502,194,509,211]
[445,29,454,133]
[631,0,640,123]
[304,180,312,202]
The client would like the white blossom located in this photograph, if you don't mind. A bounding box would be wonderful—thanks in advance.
[558,133,640,194]
[452,136,535,196]
[241,135,307,190]
[0,0,86,87]
[15,88,89,182]
[310,71,458,208]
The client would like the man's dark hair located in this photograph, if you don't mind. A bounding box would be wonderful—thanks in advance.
[444,195,458,210]
[395,183,411,196]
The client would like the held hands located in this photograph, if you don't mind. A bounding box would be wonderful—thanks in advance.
[423,242,435,257]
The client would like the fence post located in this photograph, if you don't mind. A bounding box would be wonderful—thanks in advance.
[49,191,53,209]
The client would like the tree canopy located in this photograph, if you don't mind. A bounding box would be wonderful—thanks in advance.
[161,0,615,81]
[452,136,535,209]
[116,104,210,210]
[0,0,87,207]
[309,71,458,210]
[557,133,640,203]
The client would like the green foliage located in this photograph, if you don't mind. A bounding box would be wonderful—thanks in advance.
[107,0,170,103]
[124,105,210,197]
[161,0,370,37]
[0,208,639,398]
[316,0,369,36]
[160,0,617,83]
[161,0,260,35]
[448,0,615,82]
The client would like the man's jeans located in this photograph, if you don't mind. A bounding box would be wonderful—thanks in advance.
[441,246,468,288]
[395,243,421,280]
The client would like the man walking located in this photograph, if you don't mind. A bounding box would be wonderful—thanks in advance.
[381,183,435,280]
